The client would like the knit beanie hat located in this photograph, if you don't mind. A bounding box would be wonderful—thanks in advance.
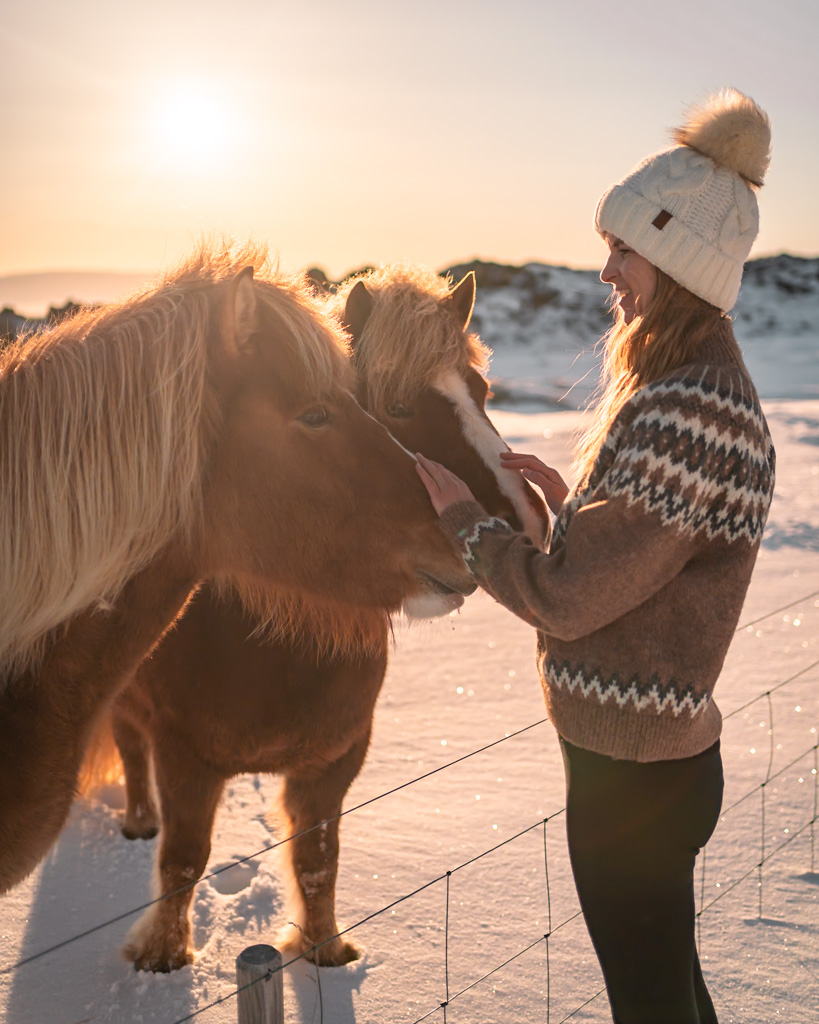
[595,89,772,312]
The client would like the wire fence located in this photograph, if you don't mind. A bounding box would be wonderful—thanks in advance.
[2,588,818,1024]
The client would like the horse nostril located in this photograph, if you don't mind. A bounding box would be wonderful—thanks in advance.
[499,507,520,533]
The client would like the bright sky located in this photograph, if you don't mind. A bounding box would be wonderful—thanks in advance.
[1,0,817,280]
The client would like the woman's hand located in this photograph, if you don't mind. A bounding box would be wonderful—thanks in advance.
[415,453,476,516]
[500,451,569,515]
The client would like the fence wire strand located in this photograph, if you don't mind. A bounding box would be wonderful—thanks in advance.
[720,742,818,816]
[0,720,547,976]
[410,934,549,1024]
[722,658,819,720]
[698,813,818,917]
[734,587,819,633]
[555,986,608,1023]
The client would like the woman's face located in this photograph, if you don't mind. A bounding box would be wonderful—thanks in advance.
[600,234,657,324]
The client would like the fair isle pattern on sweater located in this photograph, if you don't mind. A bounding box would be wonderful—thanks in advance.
[545,659,711,717]
[553,367,774,550]
[547,366,774,723]
[439,349,776,762]
[460,516,512,568]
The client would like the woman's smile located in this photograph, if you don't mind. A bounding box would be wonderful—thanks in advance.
[600,235,658,324]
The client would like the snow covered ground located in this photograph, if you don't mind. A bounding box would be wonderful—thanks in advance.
[1,326,818,1023]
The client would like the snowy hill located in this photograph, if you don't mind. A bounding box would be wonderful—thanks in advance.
[441,254,819,408]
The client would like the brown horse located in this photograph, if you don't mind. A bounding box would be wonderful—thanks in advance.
[93,263,549,972]
[0,244,476,896]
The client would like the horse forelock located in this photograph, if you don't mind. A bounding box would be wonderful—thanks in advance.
[0,238,347,681]
[253,279,352,400]
[177,239,352,398]
[163,238,351,396]
[330,263,490,412]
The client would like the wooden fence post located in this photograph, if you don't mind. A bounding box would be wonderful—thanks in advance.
[236,944,283,1024]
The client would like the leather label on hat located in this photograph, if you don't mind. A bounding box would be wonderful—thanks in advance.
[652,210,673,230]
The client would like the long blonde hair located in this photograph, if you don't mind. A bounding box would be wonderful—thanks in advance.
[573,269,745,485]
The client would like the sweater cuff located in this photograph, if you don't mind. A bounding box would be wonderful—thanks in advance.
[439,501,513,570]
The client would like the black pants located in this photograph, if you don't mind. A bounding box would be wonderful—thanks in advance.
[560,737,724,1024]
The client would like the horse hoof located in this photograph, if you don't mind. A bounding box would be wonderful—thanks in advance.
[278,924,360,967]
[306,937,361,967]
[124,942,193,973]
[121,824,159,841]
[132,953,192,973]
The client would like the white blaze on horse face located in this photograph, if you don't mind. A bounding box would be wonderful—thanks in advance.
[433,370,547,550]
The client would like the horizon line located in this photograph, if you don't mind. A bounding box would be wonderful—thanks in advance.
[2,247,817,283]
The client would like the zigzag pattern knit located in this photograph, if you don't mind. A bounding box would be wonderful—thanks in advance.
[440,340,775,762]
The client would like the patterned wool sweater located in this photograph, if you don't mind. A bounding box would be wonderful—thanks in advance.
[440,349,776,762]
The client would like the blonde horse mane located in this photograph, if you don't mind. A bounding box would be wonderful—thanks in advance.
[328,263,490,413]
[0,239,350,682]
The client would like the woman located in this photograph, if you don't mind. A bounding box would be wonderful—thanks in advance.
[416,89,775,1024]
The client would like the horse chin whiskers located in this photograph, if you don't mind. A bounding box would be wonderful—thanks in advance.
[229,582,391,659]
[402,592,465,620]
[403,571,472,620]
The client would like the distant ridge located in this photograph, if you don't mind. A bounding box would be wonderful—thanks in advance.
[3,254,816,320]
[0,270,152,318]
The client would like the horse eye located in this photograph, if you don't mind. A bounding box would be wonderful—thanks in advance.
[387,402,413,419]
[299,406,331,427]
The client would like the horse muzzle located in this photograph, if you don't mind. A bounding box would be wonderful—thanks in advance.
[402,570,477,619]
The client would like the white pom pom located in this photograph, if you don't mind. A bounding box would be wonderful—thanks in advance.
[672,88,771,187]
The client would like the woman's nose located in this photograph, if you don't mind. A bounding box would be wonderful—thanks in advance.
[600,253,617,284]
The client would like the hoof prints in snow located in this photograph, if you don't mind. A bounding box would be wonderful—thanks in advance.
[209,860,259,896]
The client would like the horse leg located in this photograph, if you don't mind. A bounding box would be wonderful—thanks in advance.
[111,706,160,840]
[122,738,224,972]
[278,733,371,966]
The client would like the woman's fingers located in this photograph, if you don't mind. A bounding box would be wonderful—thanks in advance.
[499,450,569,514]
[499,452,545,468]
[415,453,447,487]
[415,453,476,514]
[501,452,560,480]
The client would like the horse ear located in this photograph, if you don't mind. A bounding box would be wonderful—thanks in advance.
[343,280,375,349]
[447,271,476,331]
[221,266,257,357]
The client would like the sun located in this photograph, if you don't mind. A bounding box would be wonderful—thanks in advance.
[144,78,240,174]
